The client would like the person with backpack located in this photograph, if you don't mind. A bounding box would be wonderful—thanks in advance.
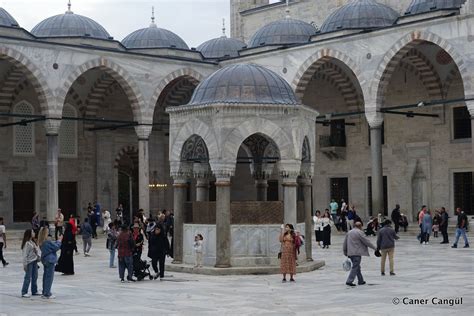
[117,225,136,283]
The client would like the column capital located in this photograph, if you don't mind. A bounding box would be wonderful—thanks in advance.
[279,159,301,181]
[210,161,235,182]
[193,163,212,179]
[298,177,312,186]
[366,109,384,128]
[135,124,153,140]
[44,118,61,135]
[466,99,474,117]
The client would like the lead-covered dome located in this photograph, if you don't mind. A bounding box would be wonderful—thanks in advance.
[320,0,399,33]
[122,20,188,50]
[197,35,246,59]
[189,64,298,106]
[405,0,466,15]
[248,18,317,48]
[31,5,111,39]
[0,8,19,27]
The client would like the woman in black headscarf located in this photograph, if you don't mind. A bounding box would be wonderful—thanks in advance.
[55,223,75,275]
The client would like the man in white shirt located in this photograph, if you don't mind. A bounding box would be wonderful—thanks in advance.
[0,217,9,267]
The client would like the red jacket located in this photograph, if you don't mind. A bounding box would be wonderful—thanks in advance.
[117,231,135,258]
[69,218,77,235]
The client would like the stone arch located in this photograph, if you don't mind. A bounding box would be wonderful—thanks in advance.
[371,31,470,111]
[56,57,146,123]
[180,134,210,162]
[170,118,218,163]
[292,48,365,104]
[0,46,54,117]
[114,145,138,169]
[150,68,204,112]
[223,118,295,163]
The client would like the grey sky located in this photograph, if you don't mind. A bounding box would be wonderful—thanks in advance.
[2,0,231,48]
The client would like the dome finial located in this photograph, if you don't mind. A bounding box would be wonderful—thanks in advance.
[285,0,290,19]
[222,18,226,37]
[66,0,73,14]
[150,6,157,28]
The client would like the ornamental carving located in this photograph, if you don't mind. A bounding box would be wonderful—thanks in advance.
[243,134,280,163]
[302,137,311,162]
[181,134,209,162]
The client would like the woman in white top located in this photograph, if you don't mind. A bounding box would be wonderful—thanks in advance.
[21,229,41,298]
[102,209,112,233]
[312,210,323,247]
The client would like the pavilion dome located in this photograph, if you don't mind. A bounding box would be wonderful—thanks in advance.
[0,8,19,27]
[319,0,399,33]
[248,18,317,48]
[405,0,466,15]
[31,5,111,39]
[122,20,188,50]
[189,64,299,106]
[197,35,246,59]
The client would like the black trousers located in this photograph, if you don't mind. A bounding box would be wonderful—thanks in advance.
[394,221,400,233]
[151,255,166,278]
[92,225,97,238]
[441,226,449,243]
[55,226,63,240]
[0,242,6,264]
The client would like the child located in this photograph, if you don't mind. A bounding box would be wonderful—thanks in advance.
[0,217,8,267]
[21,229,41,297]
[432,214,439,238]
[193,234,203,268]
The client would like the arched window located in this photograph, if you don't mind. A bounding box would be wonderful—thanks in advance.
[13,101,35,156]
[59,104,78,158]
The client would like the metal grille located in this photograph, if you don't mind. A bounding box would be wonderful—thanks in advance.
[13,101,34,155]
[59,104,77,157]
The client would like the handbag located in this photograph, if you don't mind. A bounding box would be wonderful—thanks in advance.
[342,257,352,271]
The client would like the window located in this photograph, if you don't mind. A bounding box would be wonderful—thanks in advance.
[330,119,346,147]
[367,176,388,216]
[453,107,471,139]
[330,177,349,206]
[454,172,473,215]
[59,104,78,157]
[13,101,35,156]
[368,122,385,145]
[267,180,279,201]
[13,181,35,222]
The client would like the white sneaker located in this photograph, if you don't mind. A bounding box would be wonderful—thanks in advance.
[426,242,429,245]
[21,294,30,298]
[41,295,56,299]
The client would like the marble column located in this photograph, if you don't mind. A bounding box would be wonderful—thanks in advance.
[255,179,268,201]
[215,174,232,268]
[299,177,313,261]
[45,119,61,223]
[172,178,188,264]
[196,178,209,202]
[282,177,298,226]
[135,125,152,217]
[467,102,474,170]
[370,124,384,215]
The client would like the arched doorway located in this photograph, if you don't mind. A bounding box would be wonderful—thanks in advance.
[116,146,139,224]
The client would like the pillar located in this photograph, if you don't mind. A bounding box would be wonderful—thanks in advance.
[370,124,384,215]
[215,174,232,268]
[45,119,61,223]
[172,178,187,264]
[196,178,209,202]
[299,177,313,261]
[255,179,268,201]
[282,177,298,226]
[467,101,474,169]
[135,125,152,216]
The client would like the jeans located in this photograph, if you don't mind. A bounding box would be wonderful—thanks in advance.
[42,261,55,297]
[421,232,430,243]
[151,255,166,277]
[0,242,6,264]
[118,256,133,280]
[55,226,63,240]
[453,228,469,246]
[22,261,38,295]
[381,248,395,273]
[346,256,364,284]
[83,237,92,254]
[109,248,116,267]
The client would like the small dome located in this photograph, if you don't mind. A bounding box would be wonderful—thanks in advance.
[0,8,19,27]
[122,24,188,49]
[320,0,399,33]
[248,18,317,48]
[31,7,111,39]
[197,36,246,59]
[189,64,298,106]
[405,0,466,15]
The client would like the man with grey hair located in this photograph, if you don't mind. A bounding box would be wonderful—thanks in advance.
[343,221,377,287]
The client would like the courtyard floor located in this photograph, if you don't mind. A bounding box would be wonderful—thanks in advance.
[0,230,472,315]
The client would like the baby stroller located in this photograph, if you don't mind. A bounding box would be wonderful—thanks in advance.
[133,254,153,281]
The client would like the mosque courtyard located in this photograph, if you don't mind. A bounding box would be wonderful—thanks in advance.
[0,232,472,315]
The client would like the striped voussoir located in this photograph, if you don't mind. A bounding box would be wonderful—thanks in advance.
[114,145,138,169]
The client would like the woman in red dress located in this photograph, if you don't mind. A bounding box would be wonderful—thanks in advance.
[279,223,296,282]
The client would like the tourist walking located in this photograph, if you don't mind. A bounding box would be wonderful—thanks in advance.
[343,222,377,287]
[452,208,470,248]
[347,206,355,231]
[94,201,102,233]
[117,225,135,283]
[279,223,297,282]
[148,225,170,279]
[102,209,111,233]
[421,210,432,245]
[376,220,399,276]
[0,217,8,267]
[107,223,118,268]
[313,210,323,247]
[68,215,79,255]
[55,223,75,275]
[321,210,332,249]
[21,229,40,298]
[88,208,98,239]
[54,209,64,240]
[329,199,338,227]
[391,204,401,233]
[439,207,449,244]
[193,234,203,268]
[38,227,62,299]
[81,218,93,256]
